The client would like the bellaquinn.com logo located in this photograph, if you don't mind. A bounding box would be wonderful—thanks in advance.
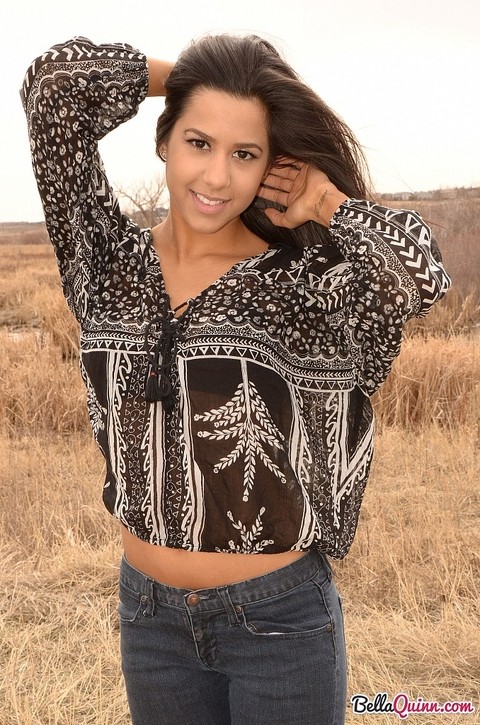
[350,692,476,719]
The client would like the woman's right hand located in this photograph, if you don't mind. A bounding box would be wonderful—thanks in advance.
[259,158,348,229]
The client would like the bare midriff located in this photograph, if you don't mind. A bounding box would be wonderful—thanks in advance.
[121,525,306,590]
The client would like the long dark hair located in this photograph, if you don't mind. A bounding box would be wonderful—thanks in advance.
[155,34,372,248]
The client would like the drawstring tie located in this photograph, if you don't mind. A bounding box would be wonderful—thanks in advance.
[144,301,188,410]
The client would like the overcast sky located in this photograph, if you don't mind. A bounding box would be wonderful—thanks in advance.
[2,0,479,222]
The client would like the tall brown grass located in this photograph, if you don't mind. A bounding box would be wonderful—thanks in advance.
[0,331,87,434]
[372,334,479,430]
[404,287,480,338]
[0,243,479,724]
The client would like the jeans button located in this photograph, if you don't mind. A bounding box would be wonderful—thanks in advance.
[186,593,201,606]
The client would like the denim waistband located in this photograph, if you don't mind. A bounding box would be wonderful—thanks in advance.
[120,550,332,612]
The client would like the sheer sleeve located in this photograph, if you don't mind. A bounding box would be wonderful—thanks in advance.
[316,199,451,394]
[21,37,149,322]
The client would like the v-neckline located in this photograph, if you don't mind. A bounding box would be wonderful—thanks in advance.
[145,229,276,319]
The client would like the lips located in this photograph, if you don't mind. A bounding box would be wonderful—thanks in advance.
[193,191,226,206]
[191,190,229,213]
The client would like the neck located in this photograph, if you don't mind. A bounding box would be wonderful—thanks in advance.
[153,209,262,264]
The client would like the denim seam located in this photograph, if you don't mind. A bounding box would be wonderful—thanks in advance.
[228,565,324,608]
[313,577,340,723]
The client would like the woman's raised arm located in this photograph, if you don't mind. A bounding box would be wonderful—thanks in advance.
[147,58,174,96]
[21,38,150,322]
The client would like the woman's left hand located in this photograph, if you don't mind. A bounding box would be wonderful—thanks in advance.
[257,158,348,228]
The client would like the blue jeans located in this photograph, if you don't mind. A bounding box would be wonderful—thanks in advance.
[119,551,347,725]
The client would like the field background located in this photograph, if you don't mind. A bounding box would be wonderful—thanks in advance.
[0,191,479,724]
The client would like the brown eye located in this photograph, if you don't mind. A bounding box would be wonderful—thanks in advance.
[234,149,256,161]
[187,138,209,150]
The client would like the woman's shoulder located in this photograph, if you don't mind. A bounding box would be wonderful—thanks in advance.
[246,240,346,293]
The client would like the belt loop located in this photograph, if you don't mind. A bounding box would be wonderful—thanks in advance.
[141,577,156,617]
[319,551,333,581]
[217,587,241,626]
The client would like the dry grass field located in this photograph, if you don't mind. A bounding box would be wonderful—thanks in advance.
[0,204,479,725]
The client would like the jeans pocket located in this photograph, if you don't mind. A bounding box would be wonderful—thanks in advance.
[241,578,334,639]
[118,581,142,624]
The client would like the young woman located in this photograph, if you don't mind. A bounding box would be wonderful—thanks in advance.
[22,34,450,725]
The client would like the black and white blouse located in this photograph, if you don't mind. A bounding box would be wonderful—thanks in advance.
[21,38,450,557]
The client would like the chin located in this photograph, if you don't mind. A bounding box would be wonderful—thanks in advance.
[186,214,240,236]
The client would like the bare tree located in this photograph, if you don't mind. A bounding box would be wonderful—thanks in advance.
[115,176,169,227]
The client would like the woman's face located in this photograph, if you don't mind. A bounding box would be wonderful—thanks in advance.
[162,88,270,236]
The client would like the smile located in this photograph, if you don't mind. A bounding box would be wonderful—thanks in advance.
[192,191,228,207]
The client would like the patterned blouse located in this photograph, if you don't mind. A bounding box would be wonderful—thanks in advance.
[21,38,450,558]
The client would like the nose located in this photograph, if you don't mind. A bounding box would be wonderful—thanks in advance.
[203,153,231,191]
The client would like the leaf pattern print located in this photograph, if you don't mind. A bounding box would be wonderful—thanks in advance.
[194,359,286,501]
[216,507,274,553]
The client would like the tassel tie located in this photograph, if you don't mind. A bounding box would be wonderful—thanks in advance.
[144,303,187,410]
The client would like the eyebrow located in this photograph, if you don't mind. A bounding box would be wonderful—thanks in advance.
[183,128,265,153]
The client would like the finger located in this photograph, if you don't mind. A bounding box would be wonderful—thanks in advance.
[257,185,290,207]
[261,173,293,193]
[273,156,303,171]
[265,166,300,184]
[263,207,295,229]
